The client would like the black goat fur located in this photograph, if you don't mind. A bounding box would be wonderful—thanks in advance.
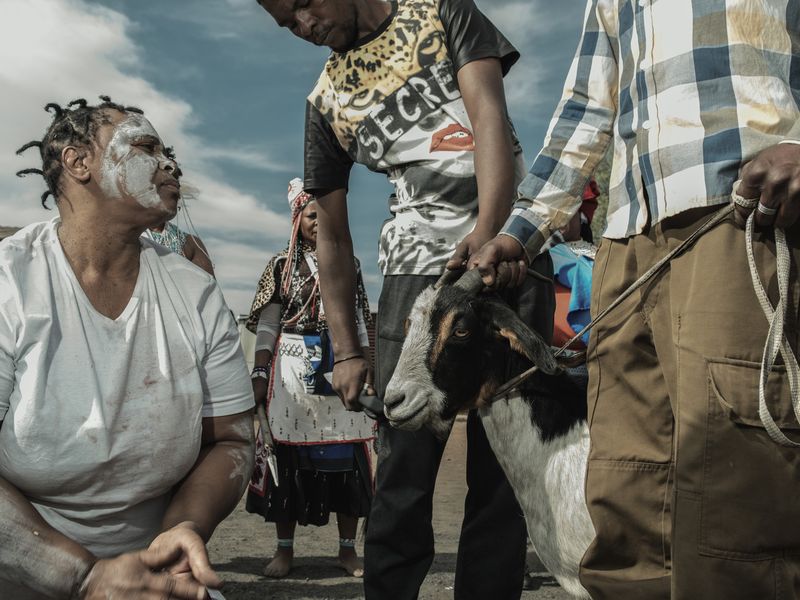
[427,286,587,443]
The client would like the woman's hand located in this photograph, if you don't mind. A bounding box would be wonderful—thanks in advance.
[251,351,272,407]
[145,522,221,584]
[80,554,208,599]
[79,522,220,599]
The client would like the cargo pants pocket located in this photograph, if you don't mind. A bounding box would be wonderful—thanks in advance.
[700,358,800,559]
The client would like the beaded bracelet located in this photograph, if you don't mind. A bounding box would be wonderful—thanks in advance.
[251,366,270,380]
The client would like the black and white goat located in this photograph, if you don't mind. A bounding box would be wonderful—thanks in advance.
[383,269,594,599]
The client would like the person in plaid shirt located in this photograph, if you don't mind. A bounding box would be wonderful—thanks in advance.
[470,1,800,599]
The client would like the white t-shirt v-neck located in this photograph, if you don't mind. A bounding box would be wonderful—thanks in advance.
[0,220,253,557]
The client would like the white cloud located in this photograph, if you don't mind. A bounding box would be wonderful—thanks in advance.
[195,145,293,173]
[484,0,577,44]
[153,0,278,47]
[195,237,278,318]
[0,0,287,314]
[177,175,290,240]
[484,1,540,44]
[483,0,580,122]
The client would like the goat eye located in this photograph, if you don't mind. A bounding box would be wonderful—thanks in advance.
[404,318,410,335]
[453,328,470,338]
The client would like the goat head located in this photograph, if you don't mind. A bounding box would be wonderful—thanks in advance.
[384,269,557,438]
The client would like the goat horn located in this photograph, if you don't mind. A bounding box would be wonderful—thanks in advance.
[453,268,485,295]
[435,268,464,289]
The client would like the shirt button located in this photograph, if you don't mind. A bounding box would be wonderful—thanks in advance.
[642,120,652,130]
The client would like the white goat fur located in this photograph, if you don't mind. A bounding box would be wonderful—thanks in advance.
[384,287,594,599]
[479,394,592,599]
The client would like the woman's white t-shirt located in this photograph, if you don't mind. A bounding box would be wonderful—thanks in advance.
[0,220,253,557]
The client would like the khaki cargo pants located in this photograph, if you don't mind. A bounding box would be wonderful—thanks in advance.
[580,206,800,600]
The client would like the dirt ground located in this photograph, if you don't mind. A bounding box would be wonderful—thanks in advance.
[207,416,571,600]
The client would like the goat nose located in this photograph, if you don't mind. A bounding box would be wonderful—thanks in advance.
[383,390,405,410]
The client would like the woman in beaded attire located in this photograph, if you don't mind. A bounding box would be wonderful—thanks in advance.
[142,219,214,276]
[245,178,375,578]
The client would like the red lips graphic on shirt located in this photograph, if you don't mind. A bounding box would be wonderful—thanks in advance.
[430,123,475,152]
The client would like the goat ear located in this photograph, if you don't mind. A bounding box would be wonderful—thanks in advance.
[485,300,559,374]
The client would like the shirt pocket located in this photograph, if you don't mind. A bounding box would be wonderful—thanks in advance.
[699,358,800,559]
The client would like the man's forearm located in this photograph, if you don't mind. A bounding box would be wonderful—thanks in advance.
[319,240,360,355]
[0,475,95,598]
[505,0,618,258]
[316,211,361,357]
[458,58,516,236]
[162,413,255,541]
[473,110,515,234]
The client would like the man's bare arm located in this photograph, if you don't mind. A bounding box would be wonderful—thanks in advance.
[315,188,368,410]
[447,57,516,269]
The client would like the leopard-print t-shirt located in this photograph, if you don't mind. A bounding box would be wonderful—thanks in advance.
[304,0,525,276]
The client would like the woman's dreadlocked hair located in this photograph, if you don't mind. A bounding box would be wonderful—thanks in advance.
[15,95,144,209]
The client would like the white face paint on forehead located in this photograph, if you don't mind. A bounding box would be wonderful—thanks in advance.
[98,114,173,209]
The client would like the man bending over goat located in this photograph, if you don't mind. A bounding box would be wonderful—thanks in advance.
[253,0,546,598]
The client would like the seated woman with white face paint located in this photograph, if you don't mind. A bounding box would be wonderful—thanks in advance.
[0,96,255,600]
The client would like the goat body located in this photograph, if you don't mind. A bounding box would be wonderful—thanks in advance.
[384,277,595,599]
[479,392,592,599]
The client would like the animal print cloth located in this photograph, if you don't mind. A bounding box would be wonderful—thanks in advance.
[245,244,372,336]
[304,0,524,276]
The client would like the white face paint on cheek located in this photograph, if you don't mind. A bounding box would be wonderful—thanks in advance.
[99,116,165,208]
[119,152,163,208]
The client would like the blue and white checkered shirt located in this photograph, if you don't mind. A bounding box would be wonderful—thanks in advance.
[501,0,800,258]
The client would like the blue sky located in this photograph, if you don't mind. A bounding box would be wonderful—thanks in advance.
[0,0,587,315]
